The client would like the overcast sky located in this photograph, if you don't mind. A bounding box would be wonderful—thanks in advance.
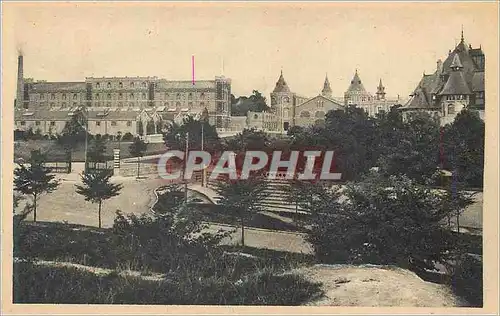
[2,2,497,103]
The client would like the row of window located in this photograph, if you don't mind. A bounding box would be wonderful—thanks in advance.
[95,81,148,89]
[38,93,81,100]
[299,111,326,118]
[445,95,468,101]
[36,92,210,101]
[19,120,134,127]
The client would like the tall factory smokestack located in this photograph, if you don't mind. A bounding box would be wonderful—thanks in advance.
[16,52,24,109]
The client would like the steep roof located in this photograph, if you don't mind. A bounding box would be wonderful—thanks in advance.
[321,74,332,95]
[346,70,366,93]
[439,54,472,95]
[471,71,485,92]
[273,70,291,93]
[404,87,434,109]
[439,71,471,95]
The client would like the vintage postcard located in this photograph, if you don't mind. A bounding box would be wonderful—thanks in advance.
[1,1,499,315]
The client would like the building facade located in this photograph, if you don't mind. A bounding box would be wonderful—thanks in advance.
[14,55,232,136]
[401,31,485,125]
[343,70,401,116]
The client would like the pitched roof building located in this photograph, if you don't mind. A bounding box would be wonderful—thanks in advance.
[402,30,485,125]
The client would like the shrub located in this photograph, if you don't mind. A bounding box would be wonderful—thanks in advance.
[122,132,134,141]
[307,173,474,267]
[450,254,483,307]
[13,262,323,305]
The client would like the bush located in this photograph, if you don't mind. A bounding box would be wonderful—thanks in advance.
[307,173,474,267]
[450,254,483,307]
[13,262,323,305]
[121,132,134,141]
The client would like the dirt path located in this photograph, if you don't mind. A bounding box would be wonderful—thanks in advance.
[294,264,462,307]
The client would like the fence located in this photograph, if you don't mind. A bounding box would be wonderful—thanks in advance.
[86,161,114,173]
[43,161,71,174]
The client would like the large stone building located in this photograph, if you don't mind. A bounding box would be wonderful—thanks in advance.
[343,70,401,116]
[14,54,232,136]
[401,31,485,125]
[243,70,401,133]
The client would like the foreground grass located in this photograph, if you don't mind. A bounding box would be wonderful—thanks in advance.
[14,220,323,304]
[14,262,323,305]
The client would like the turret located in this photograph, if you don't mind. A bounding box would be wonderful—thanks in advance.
[321,73,332,98]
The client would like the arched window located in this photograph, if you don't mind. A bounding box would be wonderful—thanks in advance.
[142,82,147,88]
[73,94,78,100]
[51,94,55,100]
[176,101,181,107]
[107,82,111,88]
[200,93,205,100]
[254,114,259,120]
[176,93,181,100]
[118,93,123,99]
[300,111,310,118]
[188,93,193,100]
[95,93,100,100]
[96,82,100,89]
[130,82,135,87]
[448,104,455,115]
[142,93,146,99]
[119,82,123,89]
[62,93,67,100]
[107,93,111,99]
[130,93,134,99]
[283,96,290,103]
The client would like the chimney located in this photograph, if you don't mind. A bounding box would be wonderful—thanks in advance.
[436,59,443,74]
[16,54,24,109]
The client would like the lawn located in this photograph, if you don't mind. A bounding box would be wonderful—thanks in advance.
[13,220,323,305]
[14,140,168,162]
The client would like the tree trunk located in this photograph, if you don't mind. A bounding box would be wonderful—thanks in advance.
[98,200,102,228]
[33,193,37,222]
[240,217,245,247]
[137,157,141,178]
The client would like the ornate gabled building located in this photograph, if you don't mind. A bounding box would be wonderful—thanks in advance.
[401,31,485,125]
[267,71,344,131]
[14,54,232,137]
[343,70,401,116]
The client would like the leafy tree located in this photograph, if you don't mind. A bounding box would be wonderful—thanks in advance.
[163,115,221,153]
[281,179,329,222]
[377,111,440,184]
[442,109,484,188]
[213,175,268,246]
[231,90,270,116]
[129,136,148,178]
[87,135,108,164]
[225,128,270,152]
[121,132,134,141]
[14,150,60,222]
[307,172,473,267]
[75,170,123,228]
[58,109,88,152]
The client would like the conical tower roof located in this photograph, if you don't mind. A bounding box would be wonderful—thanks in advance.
[273,70,291,93]
[439,54,471,95]
[346,69,367,93]
[321,73,332,96]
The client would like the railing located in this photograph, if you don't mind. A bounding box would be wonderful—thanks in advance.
[43,161,71,174]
